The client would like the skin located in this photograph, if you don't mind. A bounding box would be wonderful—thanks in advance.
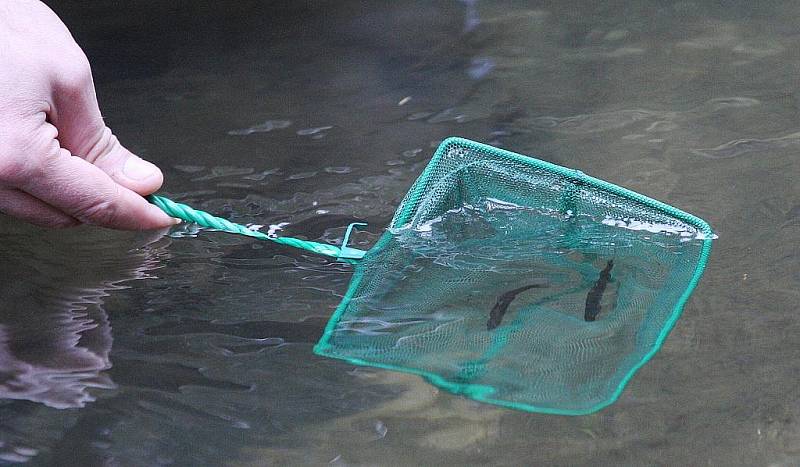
[0,0,177,230]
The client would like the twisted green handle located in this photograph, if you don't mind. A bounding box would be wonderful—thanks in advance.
[147,194,348,259]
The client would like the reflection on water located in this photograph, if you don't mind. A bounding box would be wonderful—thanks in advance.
[0,227,166,410]
[0,225,168,463]
[2,0,800,464]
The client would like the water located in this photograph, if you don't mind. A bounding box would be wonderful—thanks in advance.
[1,0,799,464]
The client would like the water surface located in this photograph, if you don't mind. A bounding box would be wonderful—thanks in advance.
[2,0,800,464]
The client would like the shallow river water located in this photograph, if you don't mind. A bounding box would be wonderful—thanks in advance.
[2,1,800,465]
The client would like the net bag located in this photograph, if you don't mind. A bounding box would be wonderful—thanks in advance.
[314,137,713,415]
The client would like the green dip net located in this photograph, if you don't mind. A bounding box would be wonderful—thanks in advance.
[314,137,713,415]
[152,137,713,415]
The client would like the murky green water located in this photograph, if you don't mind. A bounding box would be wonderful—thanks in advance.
[2,1,800,465]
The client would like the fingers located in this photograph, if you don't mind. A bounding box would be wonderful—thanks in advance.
[0,2,172,231]
[0,188,79,228]
[47,54,164,196]
[19,149,177,230]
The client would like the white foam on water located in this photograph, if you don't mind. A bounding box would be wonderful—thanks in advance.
[601,216,716,240]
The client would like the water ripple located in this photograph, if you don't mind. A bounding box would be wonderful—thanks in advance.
[692,131,800,159]
[297,126,333,137]
[227,120,292,136]
[524,110,662,133]
[518,97,760,135]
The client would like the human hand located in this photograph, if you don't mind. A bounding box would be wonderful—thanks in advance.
[0,0,176,229]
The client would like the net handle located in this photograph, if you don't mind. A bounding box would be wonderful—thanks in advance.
[147,194,365,260]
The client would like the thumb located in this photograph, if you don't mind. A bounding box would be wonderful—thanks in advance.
[47,54,163,196]
[20,145,177,231]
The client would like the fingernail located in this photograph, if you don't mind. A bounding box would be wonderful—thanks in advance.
[146,206,181,229]
[123,156,159,180]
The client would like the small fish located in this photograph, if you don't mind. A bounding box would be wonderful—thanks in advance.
[584,260,614,322]
[487,283,548,330]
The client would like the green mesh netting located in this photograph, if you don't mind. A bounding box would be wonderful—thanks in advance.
[314,137,713,415]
